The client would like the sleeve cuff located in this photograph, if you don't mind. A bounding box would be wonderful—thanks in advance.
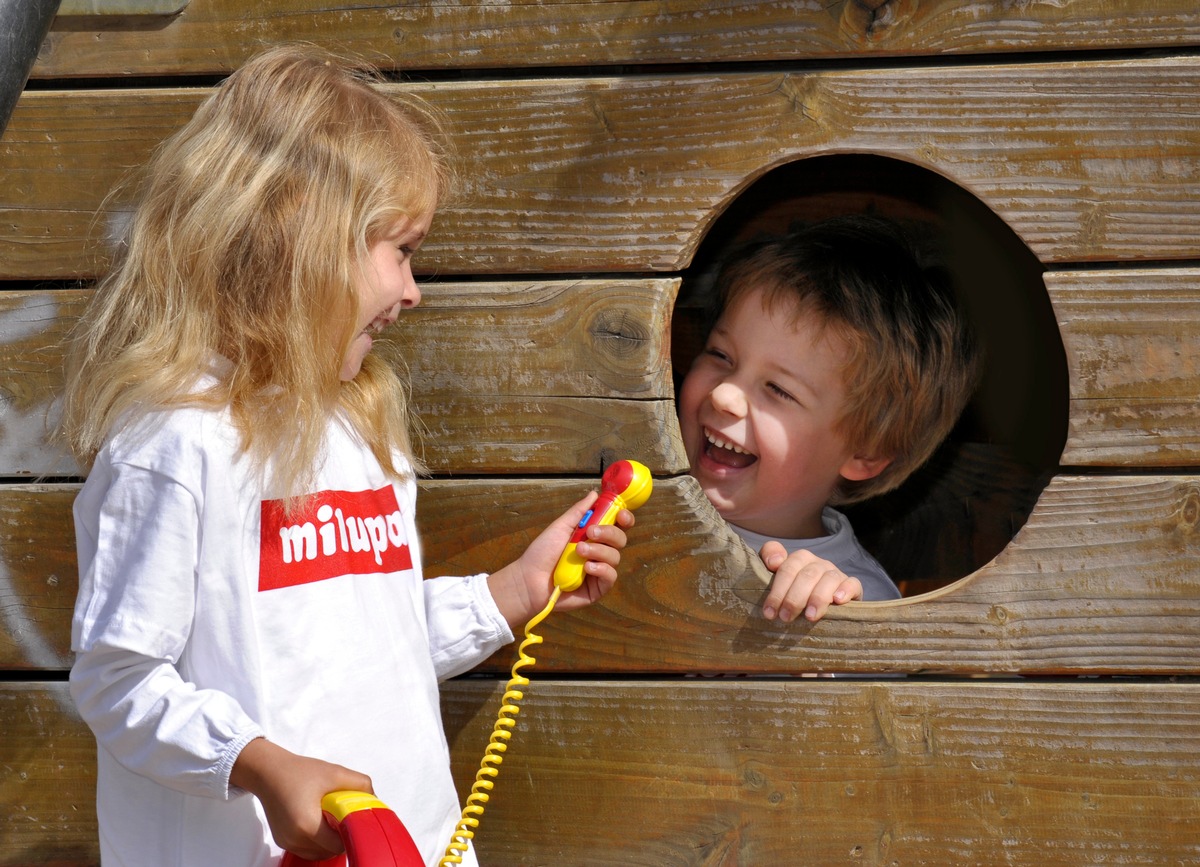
[218,725,266,800]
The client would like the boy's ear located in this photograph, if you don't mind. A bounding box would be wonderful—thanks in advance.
[839,452,891,482]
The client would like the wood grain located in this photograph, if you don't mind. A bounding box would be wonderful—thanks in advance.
[5,680,1199,866]
[0,685,97,867]
[1051,268,1200,466]
[392,278,684,474]
[30,0,1200,77]
[5,268,1199,478]
[7,9,1200,867]
[0,280,685,477]
[421,474,1200,676]
[5,59,1200,279]
[442,679,1200,866]
[5,474,1199,675]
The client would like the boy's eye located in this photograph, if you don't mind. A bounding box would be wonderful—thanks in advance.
[704,347,731,364]
[767,382,796,402]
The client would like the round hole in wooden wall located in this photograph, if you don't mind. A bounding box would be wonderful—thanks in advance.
[671,154,1067,597]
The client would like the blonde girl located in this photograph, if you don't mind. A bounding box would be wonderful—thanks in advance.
[63,45,632,867]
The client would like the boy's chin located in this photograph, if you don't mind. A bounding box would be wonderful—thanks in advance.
[696,480,741,519]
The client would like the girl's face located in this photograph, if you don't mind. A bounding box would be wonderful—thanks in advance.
[678,288,883,539]
[340,213,432,382]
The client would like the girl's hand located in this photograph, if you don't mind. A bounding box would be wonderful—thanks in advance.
[487,491,635,630]
[758,542,863,623]
[230,737,374,861]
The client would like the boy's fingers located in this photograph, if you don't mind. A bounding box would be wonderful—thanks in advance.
[762,556,807,619]
[831,578,863,605]
[804,575,864,621]
[781,565,841,622]
[759,540,787,571]
[761,579,790,620]
[773,569,816,623]
[781,583,815,622]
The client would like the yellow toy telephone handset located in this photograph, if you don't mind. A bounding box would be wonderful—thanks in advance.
[551,459,654,592]
[438,460,652,866]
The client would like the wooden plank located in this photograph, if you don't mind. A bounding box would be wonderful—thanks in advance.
[422,474,1200,676]
[395,277,683,474]
[57,0,188,14]
[1051,268,1200,466]
[442,680,1200,866]
[6,474,1200,675]
[0,280,685,477]
[6,267,1200,477]
[404,279,675,399]
[0,685,97,867]
[29,0,1200,78]
[5,680,1200,865]
[5,58,1200,279]
[0,486,80,671]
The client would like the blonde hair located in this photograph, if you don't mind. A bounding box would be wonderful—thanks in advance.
[713,215,980,505]
[61,44,451,498]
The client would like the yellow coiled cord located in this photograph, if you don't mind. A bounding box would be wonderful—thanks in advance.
[438,586,562,866]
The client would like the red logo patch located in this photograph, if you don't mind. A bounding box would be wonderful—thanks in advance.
[259,486,413,592]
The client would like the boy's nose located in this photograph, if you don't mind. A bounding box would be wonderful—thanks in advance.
[710,381,748,417]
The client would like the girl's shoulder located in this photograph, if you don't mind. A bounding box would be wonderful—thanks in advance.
[102,401,238,478]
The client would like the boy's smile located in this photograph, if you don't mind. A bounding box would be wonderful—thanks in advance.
[679,288,878,540]
[702,427,756,469]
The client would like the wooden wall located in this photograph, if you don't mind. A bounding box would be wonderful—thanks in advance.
[3,2,1200,864]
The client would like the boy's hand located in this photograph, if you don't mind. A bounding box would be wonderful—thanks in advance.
[230,737,373,860]
[758,542,863,623]
[487,491,634,630]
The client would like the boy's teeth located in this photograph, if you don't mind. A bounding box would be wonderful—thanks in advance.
[706,430,746,454]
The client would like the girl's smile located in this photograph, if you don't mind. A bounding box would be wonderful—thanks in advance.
[340,214,432,382]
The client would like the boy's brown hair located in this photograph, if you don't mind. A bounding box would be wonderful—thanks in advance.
[711,215,980,504]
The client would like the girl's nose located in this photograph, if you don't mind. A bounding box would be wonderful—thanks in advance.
[710,381,748,417]
[401,270,422,308]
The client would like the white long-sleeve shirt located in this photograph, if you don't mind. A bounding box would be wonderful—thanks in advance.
[71,402,512,867]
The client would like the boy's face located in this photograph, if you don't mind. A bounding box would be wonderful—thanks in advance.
[678,288,881,539]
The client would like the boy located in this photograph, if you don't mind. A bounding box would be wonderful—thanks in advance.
[678,215,979,624]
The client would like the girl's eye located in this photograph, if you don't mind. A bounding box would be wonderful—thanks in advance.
[704,347,731,364]
[398,245,414,257]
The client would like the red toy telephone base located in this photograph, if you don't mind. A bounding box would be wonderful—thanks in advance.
[279,791,424,867]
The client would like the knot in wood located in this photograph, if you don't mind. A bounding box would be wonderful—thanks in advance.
[742,766,767,790]
[589,309,650,358]
[841,0,916,45]
[1179,487,1200,533]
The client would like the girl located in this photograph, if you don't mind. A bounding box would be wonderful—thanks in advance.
[60,45,633,867]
